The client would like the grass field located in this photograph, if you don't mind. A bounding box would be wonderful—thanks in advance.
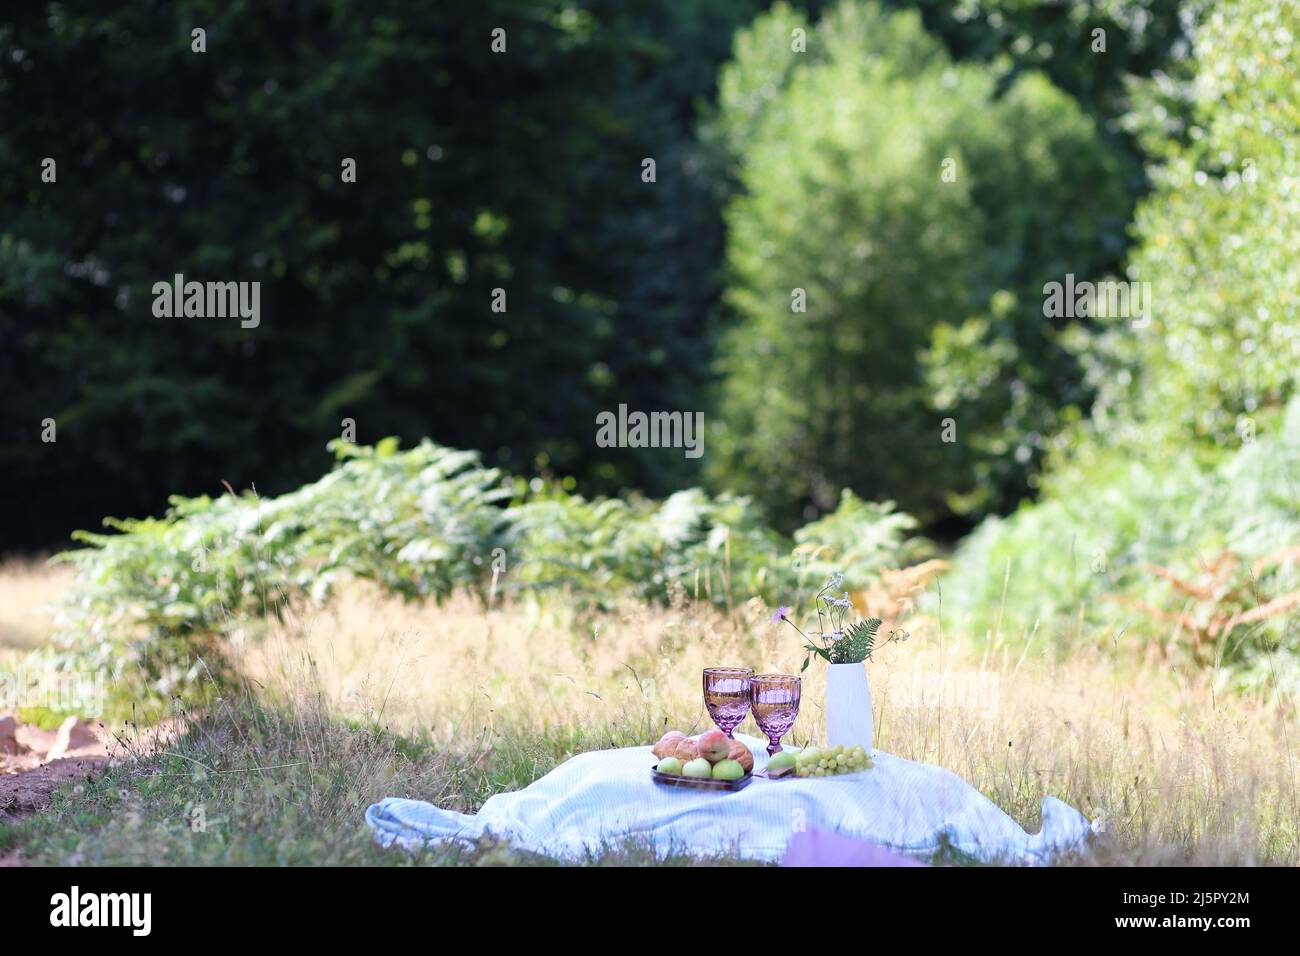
[1,559,1297,865]
[0,556,72,650]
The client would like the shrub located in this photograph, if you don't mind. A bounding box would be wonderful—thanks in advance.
[45,439,511,701]
[46,440,924,710]
[941,396,1300,682]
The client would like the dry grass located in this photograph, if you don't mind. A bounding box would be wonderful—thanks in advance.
[0,555,71,649]
[3,558,1297,864]
[244,582,1300,864]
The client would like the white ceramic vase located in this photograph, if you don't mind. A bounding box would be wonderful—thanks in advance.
[825,661,874,754]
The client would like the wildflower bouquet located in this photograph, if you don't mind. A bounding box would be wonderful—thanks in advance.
[774,572,906,671]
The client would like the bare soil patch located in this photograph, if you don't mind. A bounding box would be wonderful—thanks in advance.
[1,714,111,823]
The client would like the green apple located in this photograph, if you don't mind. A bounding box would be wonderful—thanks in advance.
[683,757,713,778]
[656,756,684,776]
[767,751,797,774]
[711,759,745,781]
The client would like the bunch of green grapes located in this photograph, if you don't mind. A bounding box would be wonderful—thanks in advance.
[794,744,874,777]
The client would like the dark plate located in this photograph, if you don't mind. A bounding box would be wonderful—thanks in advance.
[651,765,754,792]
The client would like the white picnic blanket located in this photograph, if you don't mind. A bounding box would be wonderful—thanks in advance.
[365,735,1093,864]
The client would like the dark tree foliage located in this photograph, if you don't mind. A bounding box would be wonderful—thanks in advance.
[0,1,1192,549]
[897,1,1192,113]
[0,0,768,548]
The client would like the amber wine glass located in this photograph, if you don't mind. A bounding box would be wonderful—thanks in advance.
[750,674,801,755]
[702,667,753,738]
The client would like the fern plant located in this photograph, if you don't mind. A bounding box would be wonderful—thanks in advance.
[47,441,924,716]
[835,617,882,664]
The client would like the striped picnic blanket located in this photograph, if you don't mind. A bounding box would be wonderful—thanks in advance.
[365,734,1093,864]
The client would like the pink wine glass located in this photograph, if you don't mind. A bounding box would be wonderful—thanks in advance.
[750,674,801,755]
[703,667,753,738]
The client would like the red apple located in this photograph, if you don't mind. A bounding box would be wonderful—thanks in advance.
[697,730,731,763]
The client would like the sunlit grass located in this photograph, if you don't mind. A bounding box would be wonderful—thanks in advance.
[3,560,1297,865]
[244,582,1299,864]
[0,555,72,649]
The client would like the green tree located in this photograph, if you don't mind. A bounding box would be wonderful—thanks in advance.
[0,0,773,548]
[706,1,1132,527]
[941,0,1300,686]
[891,0,1195,120]
[1067,0,1300,460]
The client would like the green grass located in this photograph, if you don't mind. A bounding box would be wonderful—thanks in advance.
[3,672,1284,867]
[0,692,765,867]
[1,685,996,867]
[0,691,1120,868]
[6,566,1293,867]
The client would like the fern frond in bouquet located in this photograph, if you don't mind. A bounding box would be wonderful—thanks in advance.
[833,617,882,664]
[772,572,908,670]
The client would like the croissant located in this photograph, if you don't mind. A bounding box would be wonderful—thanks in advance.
[672,737,701,762]
[726,738,754,773]
[652,731,686,759]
